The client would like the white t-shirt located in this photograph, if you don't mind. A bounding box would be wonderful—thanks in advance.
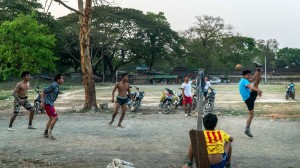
[181,81,193,97]
[204,81,211,91]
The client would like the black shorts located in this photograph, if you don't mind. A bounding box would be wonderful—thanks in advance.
[116,96,128,106]
[244,91,258,111]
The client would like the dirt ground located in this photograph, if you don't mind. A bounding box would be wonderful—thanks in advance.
[0,84,299,168]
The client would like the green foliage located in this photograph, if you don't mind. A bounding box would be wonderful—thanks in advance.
[0,13,58,80]
[0,0,42,23]
[276,47,300,68]
[183,15,233,70]
[57,6,183,80]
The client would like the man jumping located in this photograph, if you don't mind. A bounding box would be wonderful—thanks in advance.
[239,61,263,137]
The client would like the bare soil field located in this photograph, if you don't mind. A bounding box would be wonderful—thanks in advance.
[0,84,299,168]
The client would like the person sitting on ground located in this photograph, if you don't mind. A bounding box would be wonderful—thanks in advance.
[182,113,233,168]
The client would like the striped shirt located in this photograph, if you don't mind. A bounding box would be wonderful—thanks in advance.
[43,82,59,106]
[204,130,231,154]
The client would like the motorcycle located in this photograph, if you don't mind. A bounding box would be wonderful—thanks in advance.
[204,87,216,112]
[192,87,216,113]
[159,88,177,114]
[127,86,145,112]
[286,86,295,100]
[33,87,44,114]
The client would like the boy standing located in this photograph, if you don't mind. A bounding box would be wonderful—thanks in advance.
[8,71,36,130]
[182,113,233,168]
[40,74,64,140]
[182,75,194,116]
[109,73,131,128]
[239,61,262,137]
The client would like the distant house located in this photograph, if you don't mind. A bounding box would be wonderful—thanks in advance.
[136,64,148,75]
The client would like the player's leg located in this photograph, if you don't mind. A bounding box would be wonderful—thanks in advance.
[245,109,254,137]
[182,144,194,168]
[253,69,261,89]
[44,117,53,137]
[8,99,20,130]
[110,102,120,125]
[48,116,58,140]
[187,97,192,115]
[23,99,35,128]
[118,104,127,127]
[224,141,232,167]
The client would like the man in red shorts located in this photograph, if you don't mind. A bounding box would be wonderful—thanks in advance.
[40,74,64,140]
[182,75,195,116]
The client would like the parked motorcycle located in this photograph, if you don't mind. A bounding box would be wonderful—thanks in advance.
[286,86,295,100]
[159,88,177,114]
[191,87,216,113]
[33,87,44,114]
[204,87,216,112]
[127,86,145,112]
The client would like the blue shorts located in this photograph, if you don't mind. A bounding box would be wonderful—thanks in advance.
[210,152,228,168]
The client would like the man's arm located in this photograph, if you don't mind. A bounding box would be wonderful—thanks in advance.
[127,84,132,99]
[12,84,22,103]
[229,136,233,142]
[111,84,118,102]
[40,91,45,109]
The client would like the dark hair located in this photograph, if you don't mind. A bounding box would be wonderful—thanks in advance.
[242,70,251,76]
[121,73,128,78]
[184,75,189,78]
[21,71,30,78]
[54,74,63,82]
[203,113,218,130]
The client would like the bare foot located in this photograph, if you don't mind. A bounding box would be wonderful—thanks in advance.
[118,124,125,128]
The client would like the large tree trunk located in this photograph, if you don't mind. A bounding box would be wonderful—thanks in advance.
[78,0,98,110]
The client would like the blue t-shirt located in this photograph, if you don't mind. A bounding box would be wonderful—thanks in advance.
[239,78,250,101]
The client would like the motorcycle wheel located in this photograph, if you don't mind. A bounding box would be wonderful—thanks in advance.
[204,101,214,112]
[162,103,171,114]
[292,93,295,99]
[191,96,197,110]
[174,102,178,109]
[34,101,39,114]
[131,102,139,112]
[286,93,289,100]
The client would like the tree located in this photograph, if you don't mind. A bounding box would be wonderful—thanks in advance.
[276,47,300,68]
[219,36,256,77]
[53,0,98,110]
[0,0,42,23]
[256,39,279,68]
[0,13,57,79]
[138,12,182,71]
[183,15,232,69]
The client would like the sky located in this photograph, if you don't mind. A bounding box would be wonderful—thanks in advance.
[41,0,300,48]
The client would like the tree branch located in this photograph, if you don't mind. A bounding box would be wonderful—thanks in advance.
[53,0,84,16]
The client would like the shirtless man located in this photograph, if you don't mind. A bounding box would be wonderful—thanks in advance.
[8,71,36,131]
[109,73,131,128]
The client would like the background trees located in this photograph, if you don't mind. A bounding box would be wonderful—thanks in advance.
[1,1,299,82]
[0,13,57,79]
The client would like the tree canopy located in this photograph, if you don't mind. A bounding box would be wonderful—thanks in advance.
[0,13,57,79]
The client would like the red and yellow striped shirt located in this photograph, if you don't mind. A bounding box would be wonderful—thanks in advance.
[204,130,230,154]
